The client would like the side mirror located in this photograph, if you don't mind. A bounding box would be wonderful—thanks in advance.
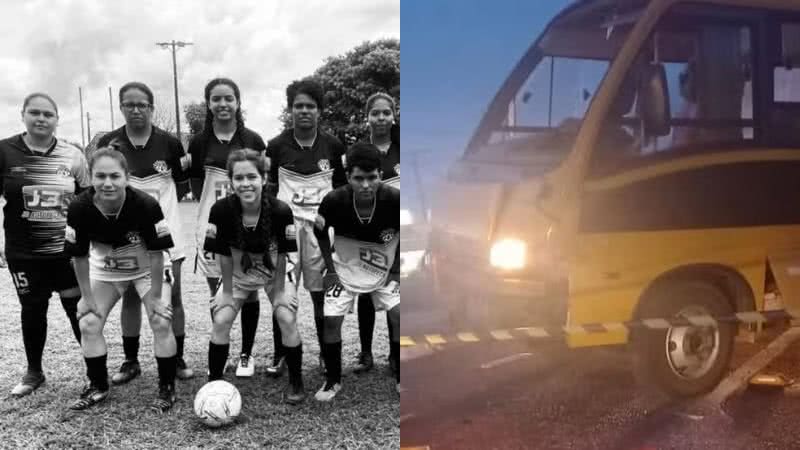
[637,63,671,137]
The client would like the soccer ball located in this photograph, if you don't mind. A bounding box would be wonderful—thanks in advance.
[194,380,242,428]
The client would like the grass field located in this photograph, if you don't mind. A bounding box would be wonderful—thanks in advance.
[0,202,399,449]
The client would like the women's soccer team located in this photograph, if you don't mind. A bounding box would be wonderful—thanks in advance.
[0,78,400,412]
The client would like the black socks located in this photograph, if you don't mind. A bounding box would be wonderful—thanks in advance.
[208,342,230,380]
[85,354,109,391]
[241,301,259,355]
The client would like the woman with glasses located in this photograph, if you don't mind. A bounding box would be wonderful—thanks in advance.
[0,93,89,397]
[96,82,193,385]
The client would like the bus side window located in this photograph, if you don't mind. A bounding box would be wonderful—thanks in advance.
[589,5,756,175]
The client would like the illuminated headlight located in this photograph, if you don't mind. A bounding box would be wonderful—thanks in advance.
[400,209,413,226]
[400,250,425,277]
[489,239,527,270]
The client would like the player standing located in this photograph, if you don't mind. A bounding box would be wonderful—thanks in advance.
[204,149,306,404]
[65,148,178,411]
[313,143,400,401]
[266,78,346,376]
[1,93,89,397]
[353,92,400,374]
[97,82,193,384]
[187,78,268,377]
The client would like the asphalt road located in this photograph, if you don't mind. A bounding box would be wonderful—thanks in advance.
[400,283,800,450]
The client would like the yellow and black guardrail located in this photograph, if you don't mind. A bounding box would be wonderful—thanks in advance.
[400,309,799,348]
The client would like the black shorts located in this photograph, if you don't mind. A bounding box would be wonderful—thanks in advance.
[7,258,79,302]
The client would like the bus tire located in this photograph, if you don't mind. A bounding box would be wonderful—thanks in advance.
[632,280,735,398]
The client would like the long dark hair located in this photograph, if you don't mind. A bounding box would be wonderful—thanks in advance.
[226,149,273,270]
[204,78,246,136]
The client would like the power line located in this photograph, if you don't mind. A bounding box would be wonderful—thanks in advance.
[156,40,193,141]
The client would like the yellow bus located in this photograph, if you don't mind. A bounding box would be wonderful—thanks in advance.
[429,0,800,397]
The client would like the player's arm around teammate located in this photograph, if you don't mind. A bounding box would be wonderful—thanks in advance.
[65,148,178,412]
[204,149,306,404]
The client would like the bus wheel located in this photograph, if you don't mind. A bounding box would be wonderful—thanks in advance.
[632,280,735,398]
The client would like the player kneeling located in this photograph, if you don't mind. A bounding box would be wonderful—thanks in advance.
[314,143,401,401]
[65,147,178,412]
[204,149,306,404]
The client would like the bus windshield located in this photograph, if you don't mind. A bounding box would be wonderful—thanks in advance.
[467,0,644,163]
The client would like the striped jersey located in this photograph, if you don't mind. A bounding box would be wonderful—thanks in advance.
[0,134,90,260]
[98,126,187,261]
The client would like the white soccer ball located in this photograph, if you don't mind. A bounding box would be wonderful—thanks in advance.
[194,380,242,428]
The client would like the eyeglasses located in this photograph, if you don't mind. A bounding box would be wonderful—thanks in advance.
[121,102,152,111]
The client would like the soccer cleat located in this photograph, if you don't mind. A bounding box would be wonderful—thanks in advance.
[314,381,342,402]
[111,360,141,385]
[265,356,286,378]
[353,352,374,374]
[284,380,307,405]
[235,353,255,378]
[176,358,194,380]
[151,384,177,413]
[69,385,109,410]
[11,371,45,397]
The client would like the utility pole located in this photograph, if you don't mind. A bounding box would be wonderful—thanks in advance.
[156,40,193,141]
[86,112,91,144]
[109,86,114,129]
[79,87,85,147]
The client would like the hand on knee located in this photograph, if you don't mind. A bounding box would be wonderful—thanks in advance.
[148,315,172,337]
[79,314,102,336]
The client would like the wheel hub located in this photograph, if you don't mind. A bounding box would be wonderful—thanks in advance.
[664,305,720,380]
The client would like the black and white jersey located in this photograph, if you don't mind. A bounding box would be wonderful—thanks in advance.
[266,129,346,221]
[187,127,266,249]
[352,140,400,189]
[203,194,297,290]
[0,134,90,260]
[64,186,174,281]
[98,126,187,261]
[317,184,400,292]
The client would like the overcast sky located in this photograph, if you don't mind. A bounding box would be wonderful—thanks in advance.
[0,0,399,146]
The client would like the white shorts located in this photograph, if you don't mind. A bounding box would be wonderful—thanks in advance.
[295,220,326,292]
[215,279,299,313]
[98,268,175,299]
[196,246,221,279]
[324,280,400,317]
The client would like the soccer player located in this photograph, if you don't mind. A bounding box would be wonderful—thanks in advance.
[313,143,400,401]
[65,147,178,411]
[187,78,267,378]
[204,149,306,404]
[353,92,400,374]
[97,82,193,384]
[0,93,89,397]
[266,78,346,376]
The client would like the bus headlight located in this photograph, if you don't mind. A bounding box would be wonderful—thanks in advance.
[489,239,527,270]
